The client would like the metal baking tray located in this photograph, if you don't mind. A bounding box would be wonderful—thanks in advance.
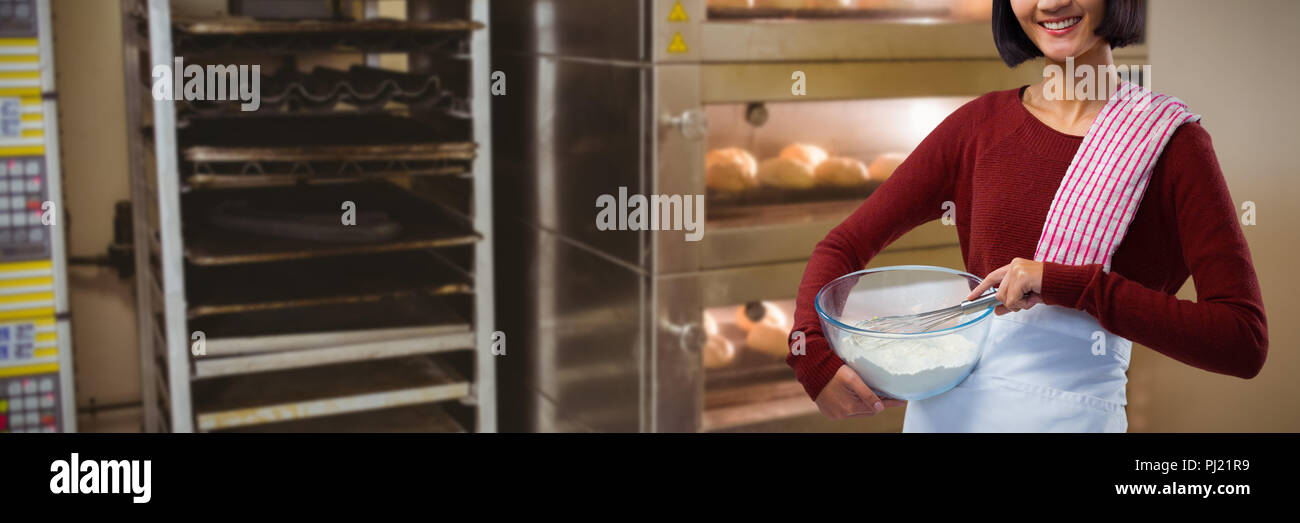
[188,293,470,343]
[214,403,467,433]
[702,379,818,432]
[183,181,480,265]
[185,250,472,318]
[191,294,473,378]
[707,6,950,20]
[707,182,882,216]
[169,16,483,54]
[183,65,459,114]
[192,355,469,431]
[186,162,467,190]
[177,113,475,163]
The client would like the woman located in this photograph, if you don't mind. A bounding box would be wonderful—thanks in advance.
[787,0,1267,432]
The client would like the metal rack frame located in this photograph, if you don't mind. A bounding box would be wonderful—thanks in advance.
[122,0,495,433]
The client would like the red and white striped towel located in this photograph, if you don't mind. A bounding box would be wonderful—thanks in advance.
[1033,81,1201,272]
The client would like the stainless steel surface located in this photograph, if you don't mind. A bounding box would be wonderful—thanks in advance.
[494,220,645,432]
[467,0,498,432]
[490,51,650,267]
[147,0,195,433]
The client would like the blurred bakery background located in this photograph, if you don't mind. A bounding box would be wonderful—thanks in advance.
[9,0,1297,433]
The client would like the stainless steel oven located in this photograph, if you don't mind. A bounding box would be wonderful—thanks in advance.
[491,0,1148,432]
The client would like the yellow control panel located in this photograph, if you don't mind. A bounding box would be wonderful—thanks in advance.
[0,0,71,433]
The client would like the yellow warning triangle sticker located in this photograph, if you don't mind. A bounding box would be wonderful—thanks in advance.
[668,2,689,22]
[667,32,688,54]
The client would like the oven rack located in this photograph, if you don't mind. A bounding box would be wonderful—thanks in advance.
[173,112,477,188]
[123,0,497,433]
[190,297,473,379]
[191,354,470,432]
[184,250,473,319]
[182,182,481,265]
[706,6,951,21]
[185,159,469,190]
[140,15,484,55]
[180,64,462,115]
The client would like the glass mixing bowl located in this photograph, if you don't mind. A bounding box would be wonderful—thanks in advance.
[815,265,994,400]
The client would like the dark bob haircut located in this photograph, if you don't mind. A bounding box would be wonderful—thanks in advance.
[992,0,1146,67]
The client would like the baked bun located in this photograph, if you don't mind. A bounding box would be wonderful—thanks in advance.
[753,0,805,8]
[710,0,754,7]
[757,157,815,189]
[746,322,792,358]
[735,301,790,332]
[703,312,719,337]
[706,148,759,192]
[808,0,855,7]
[779,143,829,168]
[868,152,908,182]
[703,334,739,369]
[814,157,870,187]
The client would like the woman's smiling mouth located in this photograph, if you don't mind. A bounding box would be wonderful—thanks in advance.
[1039,16,1082,35]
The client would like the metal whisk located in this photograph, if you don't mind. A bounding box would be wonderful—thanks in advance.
[857,291,1002,334]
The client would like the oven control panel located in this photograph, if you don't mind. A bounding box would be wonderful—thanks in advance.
[0,0,72,432]
[0,157,49,261]
[0,371,59,432]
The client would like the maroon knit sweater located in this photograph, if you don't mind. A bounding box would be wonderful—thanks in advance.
[787,86,1268,401]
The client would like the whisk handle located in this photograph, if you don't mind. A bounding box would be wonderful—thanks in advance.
[960,292,1002,312]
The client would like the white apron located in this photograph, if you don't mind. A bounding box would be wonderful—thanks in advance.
[901,82,1198,433]
[902,305,1131,432]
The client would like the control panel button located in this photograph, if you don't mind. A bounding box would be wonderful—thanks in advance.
[38,377,52,392]
[22,395,35,411]
[21,378,35,394]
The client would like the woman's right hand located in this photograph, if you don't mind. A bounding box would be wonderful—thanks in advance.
[815,365,907,420]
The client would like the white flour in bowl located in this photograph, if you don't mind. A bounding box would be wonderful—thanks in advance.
[835,329,979,399]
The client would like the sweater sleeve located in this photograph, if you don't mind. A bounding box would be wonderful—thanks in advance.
[1039,123,1268,379]
[786,101,972,400]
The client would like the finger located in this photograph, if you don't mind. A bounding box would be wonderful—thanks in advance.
[1003,275,1026,311]
[994,304,1009,316]
[967,266,1008,300]
[845,376,884,415]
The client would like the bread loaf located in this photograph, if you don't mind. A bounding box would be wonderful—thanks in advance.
[706,148,759,192]
[868,152,908,182]
[735,301,790,332]
[757,157,816,189]
[779,143,829,168]
[814,157,871,187]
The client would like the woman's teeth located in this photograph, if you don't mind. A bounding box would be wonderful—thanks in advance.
[1040,17,1081,30]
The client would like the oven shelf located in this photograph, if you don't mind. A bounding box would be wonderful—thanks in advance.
[183,182,481,265]
[215,403,467,433]
[707,6,951,21]
[177,113,475,163]
[166,16,482,55]
[186,160,467,190]
[192,355,469,432]
[191,295,473,379]
[181,64,463,115]
[185,250,472,318]
[702,379,818,433]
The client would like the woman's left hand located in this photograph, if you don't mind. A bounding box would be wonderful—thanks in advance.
[966,258,1045,316]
